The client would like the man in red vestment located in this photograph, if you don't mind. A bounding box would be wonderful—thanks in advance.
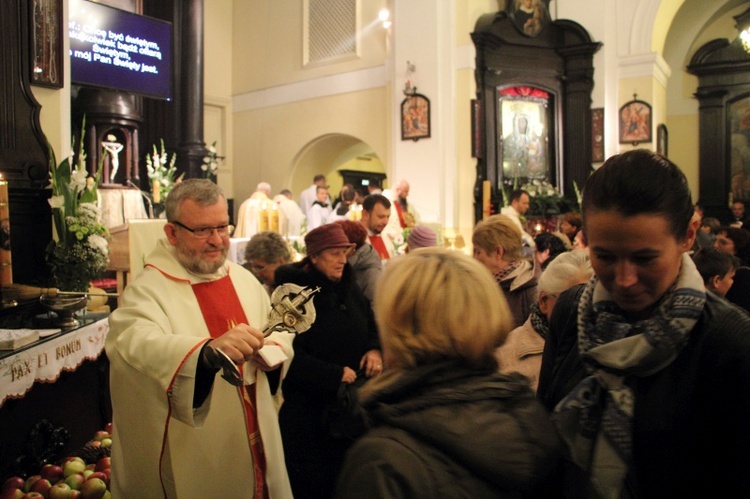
[107,179,293,498]
[361,194,395,261]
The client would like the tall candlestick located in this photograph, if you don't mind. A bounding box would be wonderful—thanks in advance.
[259,202,269,232]
[269,204,279,233]
[152,179,161,204]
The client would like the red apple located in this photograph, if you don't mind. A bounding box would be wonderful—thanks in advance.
[79,478,106,499]
[29,479,51,497]
[0,488,24,499]
[21,493,44,499]
[88,441,101,449]
[41,464,65,483]
[48,483,73,499]
[2,478,24,493]
[22,477,40,494]
[94,458,110,473]
[63,475,84,491]
[104,423,112,434]
[69,491,81,499]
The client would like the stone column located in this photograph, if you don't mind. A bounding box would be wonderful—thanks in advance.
[177,0,206,178]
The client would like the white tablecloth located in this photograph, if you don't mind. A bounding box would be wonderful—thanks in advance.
[0,318,109,408]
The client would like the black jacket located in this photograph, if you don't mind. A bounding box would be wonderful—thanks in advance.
[538,287,750,497]
[335,361,561,498]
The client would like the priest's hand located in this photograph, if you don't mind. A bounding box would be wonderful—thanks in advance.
[202,323,264,369]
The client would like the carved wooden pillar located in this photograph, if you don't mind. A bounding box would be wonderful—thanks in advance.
[0,0,53,286]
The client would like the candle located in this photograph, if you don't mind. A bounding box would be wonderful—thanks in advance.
[152,179,161,204]
[259,202,269,232]
[269,204,279,233]
[0,175,12,288]
[482,181,491,219]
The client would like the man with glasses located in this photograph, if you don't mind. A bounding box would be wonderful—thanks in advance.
[106,179,294,498]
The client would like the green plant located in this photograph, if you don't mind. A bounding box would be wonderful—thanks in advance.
[520,179,578,217]
[46,120,109,292]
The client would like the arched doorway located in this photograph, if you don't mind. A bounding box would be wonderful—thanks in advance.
[290,133,386,202]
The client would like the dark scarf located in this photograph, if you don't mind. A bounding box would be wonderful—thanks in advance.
[552,254,706,496]
[529,301,549,339]
[312,200,330,208]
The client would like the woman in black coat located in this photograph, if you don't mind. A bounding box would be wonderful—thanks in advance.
[538,150,750,497]
[274,223,381,499]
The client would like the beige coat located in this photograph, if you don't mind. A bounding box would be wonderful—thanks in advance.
[107,240,294,498]
[495,317,544,392]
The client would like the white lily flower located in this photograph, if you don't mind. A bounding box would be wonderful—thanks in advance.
[48,195,64,208]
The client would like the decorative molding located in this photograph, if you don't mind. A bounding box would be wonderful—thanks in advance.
[232,65,387,112]
[617,52,671,88]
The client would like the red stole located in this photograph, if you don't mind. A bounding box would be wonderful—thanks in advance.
[394,201,406,228]
[191,276,268,499]
[369,235,390,260]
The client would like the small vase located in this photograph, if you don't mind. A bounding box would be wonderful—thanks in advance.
[39,293,88,328]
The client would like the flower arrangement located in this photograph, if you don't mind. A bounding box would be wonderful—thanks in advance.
[145,139,181,205]
[201,141,220,182]
[520,179,576,216]
[502,178,578,217]
[47,126,109,293]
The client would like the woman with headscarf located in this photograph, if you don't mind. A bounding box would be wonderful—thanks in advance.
[274,223,382,498]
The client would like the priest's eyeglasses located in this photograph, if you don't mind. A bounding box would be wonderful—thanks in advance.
[173,220,235,239]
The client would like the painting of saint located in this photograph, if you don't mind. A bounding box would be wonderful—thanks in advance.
[511,0,550,37]
[619,100,652,144]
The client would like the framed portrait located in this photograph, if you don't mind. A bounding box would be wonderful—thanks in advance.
[591,107,604,162]
[30,0,64,88]
[657,124,668,157]
[498,85,552,181]
[509,0,551,37]
[619,98,652,145]
[401,94,431,141]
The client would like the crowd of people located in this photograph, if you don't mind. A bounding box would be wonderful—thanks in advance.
[106,149,750,498]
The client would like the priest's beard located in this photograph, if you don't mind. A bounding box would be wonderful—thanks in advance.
[174,238,228,274]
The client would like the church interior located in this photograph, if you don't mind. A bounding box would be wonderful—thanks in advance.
[0,0,749,487]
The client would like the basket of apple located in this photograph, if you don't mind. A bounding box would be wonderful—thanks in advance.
[1,423,113,499]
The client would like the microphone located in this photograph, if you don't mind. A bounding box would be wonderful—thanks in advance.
[127,180,154,219]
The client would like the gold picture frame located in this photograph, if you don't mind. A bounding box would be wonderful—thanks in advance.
[30,0,64,88]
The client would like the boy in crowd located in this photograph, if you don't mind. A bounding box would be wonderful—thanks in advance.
[692,247,736,297]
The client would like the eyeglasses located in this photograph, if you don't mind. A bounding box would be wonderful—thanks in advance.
[173,220,234,239]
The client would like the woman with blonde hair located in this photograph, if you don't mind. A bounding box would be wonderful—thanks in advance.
[496,249,593,392]
[335,248,560,498]
[473,214,538,327]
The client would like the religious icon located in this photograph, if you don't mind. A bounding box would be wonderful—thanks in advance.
[619,96,652,145]
[510,0,550,37]
[499,86,550,181]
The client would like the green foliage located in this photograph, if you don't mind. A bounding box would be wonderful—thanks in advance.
[46,119,109,292]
